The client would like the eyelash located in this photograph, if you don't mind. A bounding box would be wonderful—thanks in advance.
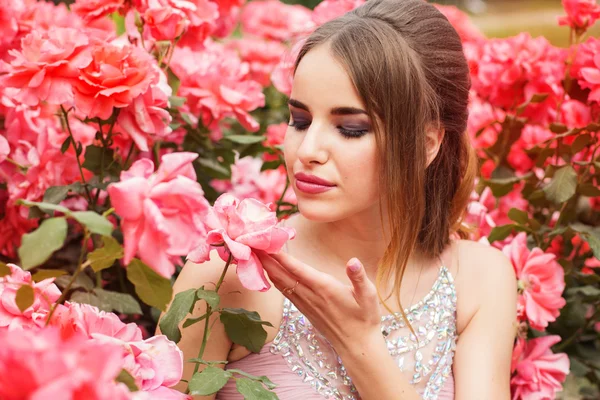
[288,121,368,139]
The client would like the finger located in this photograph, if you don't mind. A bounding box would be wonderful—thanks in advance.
[269,252,326,289]
[256,250,295,286]
[346,258,378,307]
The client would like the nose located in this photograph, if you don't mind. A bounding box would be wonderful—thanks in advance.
[295,121,329,166]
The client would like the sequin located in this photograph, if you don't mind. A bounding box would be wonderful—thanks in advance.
[270,266,457,400]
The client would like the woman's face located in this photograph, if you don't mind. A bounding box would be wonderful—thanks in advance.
[284,43,381,222]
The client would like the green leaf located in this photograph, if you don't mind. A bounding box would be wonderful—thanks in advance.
[166,67,181,95]
[196,289,220,309]
[43,186,69,205]
[197,157,231,179]
[567,285,600,299]
[17,199,71,215]
[577,183,600,197]
[61,137,72,153]
[571,134,592,155]
[543,166,577,204]
[579,231,600,260]
[224,135,266,145]
[227,369,277,390]
[82,145,115,175]
[71,211,113,236]
[70,291,105,310]
[168,96,186,107]
[0,262,11,278]
[260,160,281,172]
[94,288,143,314]
[116,369,139,392]
[159,288,197,343]
[220,308,273,353]
[126,258,173,311]
[507,208,529,225]
[187,358,228,366]
[188,367,232,396]
[235,377,278,400]
[88,236,124,272]
[55,272,94,291]
[487,224,515,243]
[31,269,68,282]
[15,285,34,312]
[18,217,67,270]
[183,314,208,328]
[549,122,569,134]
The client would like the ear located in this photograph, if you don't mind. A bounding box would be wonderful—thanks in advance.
[425,125,445,167]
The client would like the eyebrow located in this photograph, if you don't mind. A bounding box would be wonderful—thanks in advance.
[288,98,367,116]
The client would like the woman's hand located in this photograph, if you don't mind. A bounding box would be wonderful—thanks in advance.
[255,250,385,355]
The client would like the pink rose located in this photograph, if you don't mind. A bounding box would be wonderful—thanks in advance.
[74,43,158,120]
[188,193,296,291]
[241,0,314,41]
[0,135,9,164]
[561,99,592,127]
[0,28,92,107]
[170,42,265,131]
[116,69,173,152]
[503,233,567,330]
[71,0,128,22]
[50,302,143,342]
[558,0,600,30]
[107,152,210,277]
[0,327,131,400]
[511,336,570,400]
[312,0,364,26]
[143,1,190,41]
[227,38,287,87]
[271,38,304,96]
[0,263,61,331]
[168,0,219,49]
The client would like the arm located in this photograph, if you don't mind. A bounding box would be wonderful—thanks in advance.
[156,253,237,399]
[453,244,518,399]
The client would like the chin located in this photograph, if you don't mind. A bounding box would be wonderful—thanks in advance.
[296,198,349,223]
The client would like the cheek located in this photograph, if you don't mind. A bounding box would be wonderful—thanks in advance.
[337,140,379,195]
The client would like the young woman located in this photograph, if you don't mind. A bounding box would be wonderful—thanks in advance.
[164,0,518,398]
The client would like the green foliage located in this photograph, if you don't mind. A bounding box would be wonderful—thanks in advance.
[126,259,173,311]
[220,308,274,353]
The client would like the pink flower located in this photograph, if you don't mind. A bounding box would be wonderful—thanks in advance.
[511,336,570,400]
[74,43,158,120]
[503,233,567,330]
[188,193,296,291]
[170,42,265,131]
[211,156,296,204]
[0,0,25,58]
[561,99,592,127]
[50,302,143,342]
[143,0,190,41]
[107,152,210,277]
[0,327,132,400]
[71,0,128,22]
[227,38,288,87]
[271,38,304,96]
[210,0,244,37]
[469,33,566,124]
[312,0,364,26]
[170,0,219,49]
[116,69,173,152]
[558,0,600,31]
[241,0,314,41]
[0,263,61,331]
[433,4,486,43]
[0,135,9,164]
[0,28,92,107]
[264,122,287,147]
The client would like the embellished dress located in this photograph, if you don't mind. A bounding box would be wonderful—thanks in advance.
[216,262,458,400]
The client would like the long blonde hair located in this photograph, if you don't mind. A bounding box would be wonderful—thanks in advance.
[294,0,477,320]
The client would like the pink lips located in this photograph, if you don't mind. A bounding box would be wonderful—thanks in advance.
[294,172,336,194]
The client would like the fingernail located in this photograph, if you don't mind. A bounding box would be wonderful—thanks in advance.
[348,258,362,272]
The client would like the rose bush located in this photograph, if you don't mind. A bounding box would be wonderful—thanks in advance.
[0,0,599,398]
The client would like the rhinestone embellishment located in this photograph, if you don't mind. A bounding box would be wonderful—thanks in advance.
[270,266,457,400]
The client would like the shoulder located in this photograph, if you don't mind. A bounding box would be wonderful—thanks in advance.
[452,239,517,333]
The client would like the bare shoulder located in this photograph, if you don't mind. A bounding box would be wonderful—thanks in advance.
[452,239,518,333]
